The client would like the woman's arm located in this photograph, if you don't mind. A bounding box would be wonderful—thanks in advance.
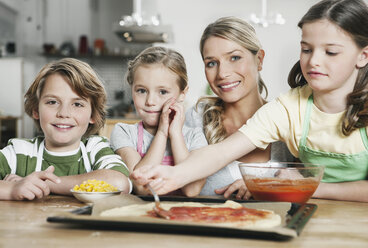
[313,180,368,202]
[132,131,256,195]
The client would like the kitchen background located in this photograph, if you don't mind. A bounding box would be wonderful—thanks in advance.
[1,0,364,145]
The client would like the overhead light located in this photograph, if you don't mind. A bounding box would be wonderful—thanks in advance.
[113,0,172,43]
[249,0,286,28]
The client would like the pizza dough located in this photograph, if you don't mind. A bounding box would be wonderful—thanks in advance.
[100,200,281,229]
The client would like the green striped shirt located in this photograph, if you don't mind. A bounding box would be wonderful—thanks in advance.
[0,136,129,179]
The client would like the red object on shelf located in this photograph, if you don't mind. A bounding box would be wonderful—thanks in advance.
[94,39,105,55]
[79,35,88,55]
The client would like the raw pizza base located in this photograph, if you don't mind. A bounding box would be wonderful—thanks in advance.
[100,200,281,229]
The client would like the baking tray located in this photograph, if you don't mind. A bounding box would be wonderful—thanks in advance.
[47,195,317,240]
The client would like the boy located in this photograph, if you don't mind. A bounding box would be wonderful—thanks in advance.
[0,58,131,200]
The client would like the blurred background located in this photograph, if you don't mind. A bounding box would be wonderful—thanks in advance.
[1,0,357,145]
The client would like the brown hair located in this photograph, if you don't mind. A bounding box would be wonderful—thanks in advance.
[287,0,368,135]
[126,46,188,91]
[197,16,267,144]
[24,58,107,137]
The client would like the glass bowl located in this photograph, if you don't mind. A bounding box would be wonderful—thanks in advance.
[70,190,122,203]
[239,162,324,203]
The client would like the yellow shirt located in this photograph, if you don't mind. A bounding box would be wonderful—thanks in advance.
[239,85,367,158]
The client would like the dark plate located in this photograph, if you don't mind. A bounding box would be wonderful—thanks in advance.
[47,195,317,241]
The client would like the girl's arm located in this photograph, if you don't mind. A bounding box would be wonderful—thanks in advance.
[168,101,206,197]
[133,98,176,171]
[132,131,256,195]
[47,169,130,195]
[313,180,368,202]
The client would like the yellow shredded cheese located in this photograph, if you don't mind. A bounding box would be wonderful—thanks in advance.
[73,179,118,192]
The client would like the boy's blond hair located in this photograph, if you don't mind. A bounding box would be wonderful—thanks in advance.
[24,58,107,137]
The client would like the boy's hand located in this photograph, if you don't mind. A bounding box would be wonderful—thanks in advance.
[10,166,61,200]
[3,174,22,182]
[168,100,185,138]
[157,98,176,137]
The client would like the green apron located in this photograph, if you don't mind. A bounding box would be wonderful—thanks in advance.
[298,95,368,183]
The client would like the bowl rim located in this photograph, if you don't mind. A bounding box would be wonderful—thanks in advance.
[70,189,122,194]
[238,161,324,170]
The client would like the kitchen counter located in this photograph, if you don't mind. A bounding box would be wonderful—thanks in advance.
[0,196,367,248]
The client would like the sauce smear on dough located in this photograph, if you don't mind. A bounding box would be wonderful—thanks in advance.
[147,206,269,223]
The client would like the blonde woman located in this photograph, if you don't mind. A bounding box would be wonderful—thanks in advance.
[185,17,294,199]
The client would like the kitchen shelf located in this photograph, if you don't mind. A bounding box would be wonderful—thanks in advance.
[0,116,18,148]
[40,53,137,61]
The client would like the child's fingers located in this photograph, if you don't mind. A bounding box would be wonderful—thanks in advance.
[28,183,45,199]
[3,174,22,182]
[162,98,176,112]
[38,167,61,184]
[131,165,156,185]
[148,177,164,190]
[17,183,43,200]
[26,177,51,198]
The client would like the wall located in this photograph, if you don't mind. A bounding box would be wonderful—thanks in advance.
[154,0,321,106]
[2,0,367,138]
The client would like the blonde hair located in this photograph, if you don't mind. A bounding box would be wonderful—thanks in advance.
[24,58,107,137]
[126,46,188,91]
[198,16,267,144]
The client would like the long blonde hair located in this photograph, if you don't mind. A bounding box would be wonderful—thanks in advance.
[197,17,267,144]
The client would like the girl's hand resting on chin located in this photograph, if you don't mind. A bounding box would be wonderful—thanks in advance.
[168,100,185,138]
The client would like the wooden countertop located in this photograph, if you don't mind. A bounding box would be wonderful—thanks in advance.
[0,196,367,247]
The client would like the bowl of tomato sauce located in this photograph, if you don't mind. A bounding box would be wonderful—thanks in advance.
[239,162,324,203]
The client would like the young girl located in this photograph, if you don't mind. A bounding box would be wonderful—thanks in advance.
[185,17,294,199]
[0,58,131,200]
[110,46,208,196]
[132,0,368,202]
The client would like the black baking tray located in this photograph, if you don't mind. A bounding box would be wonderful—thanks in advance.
[47,195,317,241]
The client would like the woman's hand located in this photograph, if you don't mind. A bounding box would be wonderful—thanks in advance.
[214,179,252,200]
[10,166,61,200]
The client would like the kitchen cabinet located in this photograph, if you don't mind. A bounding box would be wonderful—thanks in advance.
[0,116,18,148]
[0,58,23,138]
[99,117,140,139]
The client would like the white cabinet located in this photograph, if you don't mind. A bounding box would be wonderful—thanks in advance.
[0,57,23,138]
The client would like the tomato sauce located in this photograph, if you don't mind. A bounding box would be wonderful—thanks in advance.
[246,178,319,203]
[147,206,268,223]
